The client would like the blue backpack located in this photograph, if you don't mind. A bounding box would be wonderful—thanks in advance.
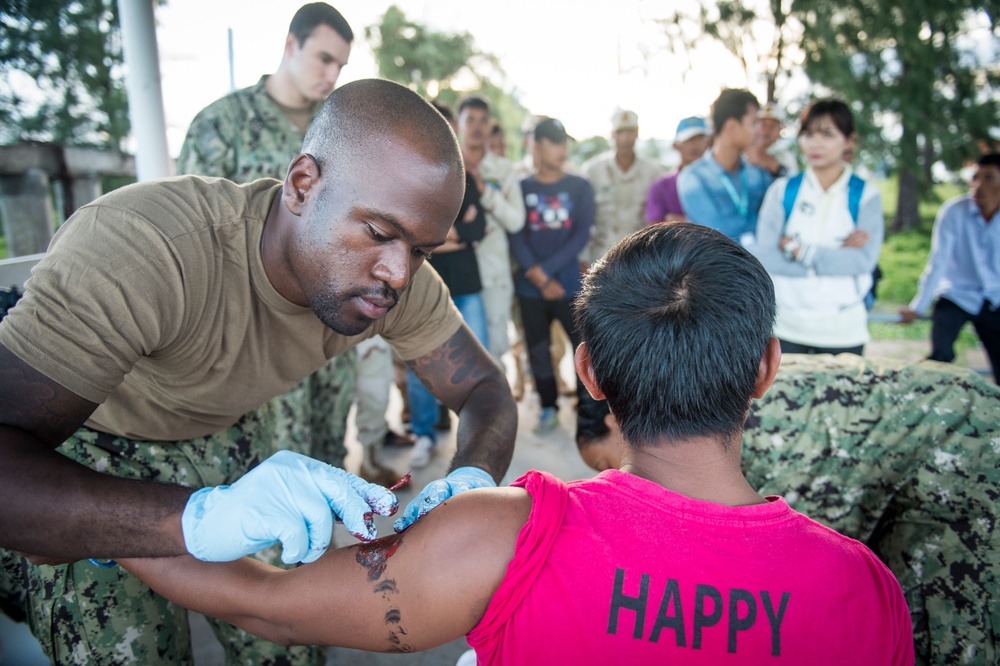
[781,173,881,310]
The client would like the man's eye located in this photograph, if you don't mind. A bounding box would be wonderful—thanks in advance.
[367,224,388,241]
[413,247,430,259]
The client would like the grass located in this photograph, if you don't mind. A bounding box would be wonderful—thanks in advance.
[867,179,982,354]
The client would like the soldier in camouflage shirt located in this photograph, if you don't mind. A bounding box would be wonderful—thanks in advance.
[176,6,354,665]
[577,354,999,665]
[178,3,355,475]
[0,5,355,666]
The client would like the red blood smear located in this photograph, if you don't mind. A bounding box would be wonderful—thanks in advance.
[355,532,405,581]
[389,472,412,491]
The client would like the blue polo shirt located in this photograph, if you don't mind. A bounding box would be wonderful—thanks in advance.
[677,152,774,242]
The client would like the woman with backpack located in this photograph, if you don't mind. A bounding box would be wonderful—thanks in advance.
[753,98,884,355]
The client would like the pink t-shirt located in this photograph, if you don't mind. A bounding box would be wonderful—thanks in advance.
[467,470,913,665]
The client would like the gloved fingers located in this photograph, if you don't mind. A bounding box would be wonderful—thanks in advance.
[351,476,399,517]
[393,496,424,533]
[393,479,450,532]
[335,493,380,542]
[316,465,399,517]
[276,496,335,564]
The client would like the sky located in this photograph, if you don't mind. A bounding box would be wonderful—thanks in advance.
[154,0,758,157]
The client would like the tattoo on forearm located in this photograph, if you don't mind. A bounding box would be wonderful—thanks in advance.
[355,532,415,653]
[407,329,493,397]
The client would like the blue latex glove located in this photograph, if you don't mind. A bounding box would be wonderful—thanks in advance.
[182,450,398,564]
[394,466,496,532]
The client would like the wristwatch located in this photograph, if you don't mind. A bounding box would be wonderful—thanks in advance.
[783,239,801,262]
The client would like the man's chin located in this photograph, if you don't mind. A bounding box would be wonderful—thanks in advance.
[318,313,373,337]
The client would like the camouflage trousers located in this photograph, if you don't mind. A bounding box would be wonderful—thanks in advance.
[742,354,1000,665]
[270,350,357,467]
[0,352,357,665]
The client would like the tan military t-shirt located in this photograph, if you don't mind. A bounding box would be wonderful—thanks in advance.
[0,176,461,440]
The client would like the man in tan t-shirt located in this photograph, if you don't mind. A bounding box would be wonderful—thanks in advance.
[0,80,516,665]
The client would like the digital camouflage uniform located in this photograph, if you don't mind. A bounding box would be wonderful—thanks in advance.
[0,77,352,665]
[743,354,999,665]
[1,405,323,664]
[177,74,356,472]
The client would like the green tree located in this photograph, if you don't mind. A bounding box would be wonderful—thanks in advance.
[0,0,130,151]
[365,5,527,146]
[658,0,999,231]
[796,1,998,230]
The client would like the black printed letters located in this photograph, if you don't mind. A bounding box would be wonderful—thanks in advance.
[607,568,790,655]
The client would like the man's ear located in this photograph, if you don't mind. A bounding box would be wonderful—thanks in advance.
[283,32,298,58]
[574,343,606,400]
[751,337,782,399]
[282,154,322,217]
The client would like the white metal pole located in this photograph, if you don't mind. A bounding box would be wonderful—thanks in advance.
[117,0,172,180]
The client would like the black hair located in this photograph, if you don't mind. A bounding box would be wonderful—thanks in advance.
[457,95,491,117]
[289,3,353,46]
[711,89,759,136]
[573,222,775,448]
[303,79,464,193]
[978,153,1000,168]
[798,99,855,138]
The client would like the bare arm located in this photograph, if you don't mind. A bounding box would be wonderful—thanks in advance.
[120,486,531,652]
[405,324,516,483]
[0,345,193,559]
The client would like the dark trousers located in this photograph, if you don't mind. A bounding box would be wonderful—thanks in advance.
[930,297,1000,382]
[779,340,864,356]
[519,295,583,408]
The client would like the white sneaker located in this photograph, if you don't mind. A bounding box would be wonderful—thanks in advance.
[410,435,435,468]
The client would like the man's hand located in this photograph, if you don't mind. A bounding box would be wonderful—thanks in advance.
[898,307,920,324]
[524,264,549,289]
[393,466,496,532]
[462,204,479,223]
[540,280,566,301]
[182,451,398,564]
[841,229,871,248]
[745,145,781,176]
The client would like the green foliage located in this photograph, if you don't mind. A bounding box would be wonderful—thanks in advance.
[364,5,528,157]
[873,177,964,303]
[796,1,997,228]
[0,0,130,150]
[659,1,998,229]
[571,136,611,165]
[365,5,492,98]
[865,177,982,353]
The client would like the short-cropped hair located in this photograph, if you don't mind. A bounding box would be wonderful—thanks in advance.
[574,223,775,447]
[289,3,353,46]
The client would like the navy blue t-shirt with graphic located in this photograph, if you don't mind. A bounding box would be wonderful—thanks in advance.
[510,174,594,299]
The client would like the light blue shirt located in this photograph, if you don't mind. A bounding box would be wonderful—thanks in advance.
[677,151,773,241]
[910,195,1000,315]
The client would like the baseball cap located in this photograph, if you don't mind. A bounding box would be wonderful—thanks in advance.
[758,102,785,123]
[674,116,709,143]
[534,117,573,143]
[611,109,639,132]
